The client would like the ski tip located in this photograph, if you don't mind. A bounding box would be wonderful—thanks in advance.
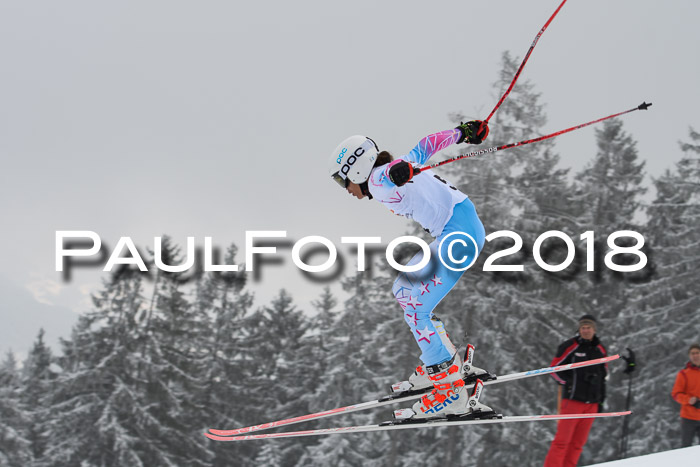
[208,429,234,436]
[205,432,238,442]
[638,101,652,110]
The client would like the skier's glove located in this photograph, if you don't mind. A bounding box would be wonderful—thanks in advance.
[456,120,489,145]
[388,160,415,186]
[693,399,700,409]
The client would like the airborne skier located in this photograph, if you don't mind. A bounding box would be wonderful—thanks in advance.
[328,121,491,421]
[206,0,644,439]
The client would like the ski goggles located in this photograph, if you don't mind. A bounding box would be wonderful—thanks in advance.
[331,171,349,188]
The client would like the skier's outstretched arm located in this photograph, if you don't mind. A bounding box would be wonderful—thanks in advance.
[403,120,489,165]
[380,129,461,187]
[403,129,464,165]
[387,122,489,186]
[402,120,489,164]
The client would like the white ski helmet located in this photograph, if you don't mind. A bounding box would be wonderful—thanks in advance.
[328,135,379,188]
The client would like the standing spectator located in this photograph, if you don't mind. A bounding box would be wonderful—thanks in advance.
[671,343,700,447]
[543,315,607,467]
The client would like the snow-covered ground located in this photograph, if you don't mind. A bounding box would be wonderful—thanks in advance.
[586,445,700,466]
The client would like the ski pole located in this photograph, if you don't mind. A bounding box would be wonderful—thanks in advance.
[414,102,652,174]
[484,0,568,124]
[619,348,636,459]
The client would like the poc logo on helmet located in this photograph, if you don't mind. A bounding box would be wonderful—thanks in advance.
[336,147,347,164]
[340,147,366,176]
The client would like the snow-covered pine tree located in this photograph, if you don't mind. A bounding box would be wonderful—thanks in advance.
[442,50,554,374]
[21,329,55,463]
[350,263,429,467]
[39,268,153,466]
[296,435,370,467]
[242,289,317,465]
[135,236,213,465]
[621,127,700,457]
[294,283,376,467]
[300,289,346,412]
[298,269,410,467]
[193,244,258,467]
[441,51,572,466]
[570,118,648,464]
[447,51,534,231]
[482,122,581,467]
[251,441,284,466]
[0,351,32,466]
[41,239,213,466]
[305,286,341,413]
[578,119,647,231]
[309,286,338,363]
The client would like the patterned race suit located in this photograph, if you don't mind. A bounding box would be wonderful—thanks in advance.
[367,129,485,366]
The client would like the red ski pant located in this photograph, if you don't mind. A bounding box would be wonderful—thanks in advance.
[543,399,599,467]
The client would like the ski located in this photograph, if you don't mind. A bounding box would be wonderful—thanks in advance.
[206,411,631,441]
[208,354,619,437]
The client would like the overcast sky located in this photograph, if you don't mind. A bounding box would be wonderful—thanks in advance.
[1,0,698,357]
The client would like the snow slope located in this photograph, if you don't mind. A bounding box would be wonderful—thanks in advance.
[586,445,700,466]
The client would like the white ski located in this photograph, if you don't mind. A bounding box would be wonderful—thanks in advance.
[205,411,631,441]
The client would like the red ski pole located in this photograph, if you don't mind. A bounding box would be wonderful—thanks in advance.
[415,102,652,174]
[484,0,568,125]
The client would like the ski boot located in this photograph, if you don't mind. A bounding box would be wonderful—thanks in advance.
[389,343,495,396]
[392,356,496,423]
[390,360,433,394]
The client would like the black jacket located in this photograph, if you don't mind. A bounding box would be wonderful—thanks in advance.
[550,335,607,404]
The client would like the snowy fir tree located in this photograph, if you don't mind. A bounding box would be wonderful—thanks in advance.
[193,244,259,467]
[447,51,535,231]
[39,244,212,466]
[38,268,152,466]
[296,435,370,467]
[436,51,578,466]
[295,268,419,467]
[340,266,426,467]
[309,286,338,363]
[619,127,700,457]
[252,441,284,466]
[0,351,32,466]
[292,282,381,467]
[21,329,56,463]
[302,287,345,415]
[571,119,648,464]
[134,237,213,465]
[239,288,320,465]
[577,119,647,232]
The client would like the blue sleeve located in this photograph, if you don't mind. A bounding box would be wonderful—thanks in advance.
[403,129,462,165]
